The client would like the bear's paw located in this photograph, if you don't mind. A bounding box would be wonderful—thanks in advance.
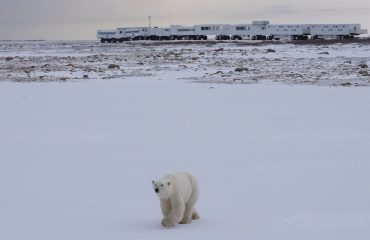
[161,218,176,228]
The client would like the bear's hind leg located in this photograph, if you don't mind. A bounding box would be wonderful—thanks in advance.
[179,204,194,224]
[192,209,200,220]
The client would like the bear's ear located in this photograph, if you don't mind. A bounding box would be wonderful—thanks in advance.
[167,182,171,186]
[152,180,155,185]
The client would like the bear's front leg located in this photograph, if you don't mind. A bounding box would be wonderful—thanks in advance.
[161,199,185,228]
[161,217,177,228]
[160,199,171,217]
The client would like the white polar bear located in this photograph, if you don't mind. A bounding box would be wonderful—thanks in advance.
[152,172,200,228]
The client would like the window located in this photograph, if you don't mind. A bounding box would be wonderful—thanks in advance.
[236,26,246,31]
[201,26,210,31]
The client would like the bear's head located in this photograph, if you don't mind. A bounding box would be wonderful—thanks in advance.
[152,179,172,199]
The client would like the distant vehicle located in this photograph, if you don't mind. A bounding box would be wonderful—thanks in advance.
[97,21,368,43]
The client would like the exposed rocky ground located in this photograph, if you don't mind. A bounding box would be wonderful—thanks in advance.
[1,40,370,86]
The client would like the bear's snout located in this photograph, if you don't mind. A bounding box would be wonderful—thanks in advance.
[155,188,159,193]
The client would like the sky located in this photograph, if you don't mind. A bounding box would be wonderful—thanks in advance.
[0,0,369,40]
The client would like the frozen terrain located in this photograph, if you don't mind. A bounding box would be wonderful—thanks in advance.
[1,41,370,240]
[0,40,370,86]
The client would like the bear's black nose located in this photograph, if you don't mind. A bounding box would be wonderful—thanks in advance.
[155,188,159,193]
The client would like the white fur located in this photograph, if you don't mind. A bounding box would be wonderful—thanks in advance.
[152,172,200,228]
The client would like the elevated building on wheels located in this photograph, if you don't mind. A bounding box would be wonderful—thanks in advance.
[97,20,368,43]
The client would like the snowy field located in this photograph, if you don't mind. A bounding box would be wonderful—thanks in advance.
[0,40,370,86]
[1,41,370,240]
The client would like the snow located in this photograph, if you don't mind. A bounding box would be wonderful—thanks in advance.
[1,40,370,86]
[1,42,370,240]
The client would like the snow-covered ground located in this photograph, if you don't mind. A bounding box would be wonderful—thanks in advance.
[1,40,370,86]
[1,41,370,240]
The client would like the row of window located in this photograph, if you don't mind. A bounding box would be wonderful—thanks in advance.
[276,29,299,32]
[275,26,300,29]
[178,29,195,32]
[318,25,346,28]
[113,25,357,35]
[321,29,344,32]
[200,26,220,31]
[125,30,140,34]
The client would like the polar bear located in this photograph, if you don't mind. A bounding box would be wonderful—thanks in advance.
[152,172,200,228]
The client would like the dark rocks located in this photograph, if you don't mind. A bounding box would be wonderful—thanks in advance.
[318,51,329,55]
[340,82,352,87]
[108,64,120,69]
[5,57,14,61]
[359,69,369,76]
[235,67,249,72]
[286,72,304,78]
[359,63,368,68]
[266,49,276,53]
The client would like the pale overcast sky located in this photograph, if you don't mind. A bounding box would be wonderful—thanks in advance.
[0,0,369,40]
